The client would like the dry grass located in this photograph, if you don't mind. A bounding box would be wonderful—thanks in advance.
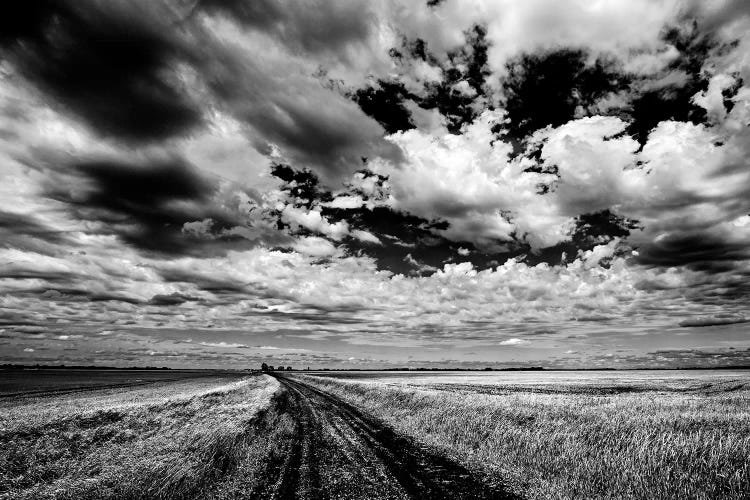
[0,375,282,499]
[300,371,750,500]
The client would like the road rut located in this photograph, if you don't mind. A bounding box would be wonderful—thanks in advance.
[262,375,517,500]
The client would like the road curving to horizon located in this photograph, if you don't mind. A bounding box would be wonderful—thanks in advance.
[259,374,517,500]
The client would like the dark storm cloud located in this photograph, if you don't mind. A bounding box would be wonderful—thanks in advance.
[148,292,199,306]
[678,316,749,328]
[42,156,252,256]
[0,1,203,142]
[0,0,401,182]
[635,232,750,272]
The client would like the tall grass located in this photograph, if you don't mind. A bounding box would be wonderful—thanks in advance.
[300,374,750,500]
[0,376,281,499]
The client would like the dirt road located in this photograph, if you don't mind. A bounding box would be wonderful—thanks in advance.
[257,374,517,500]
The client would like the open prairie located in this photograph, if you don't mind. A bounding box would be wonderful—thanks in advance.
[298,370,750,500]
[0,370,513,499]
[3,369,749,499]
[0,370,283,499]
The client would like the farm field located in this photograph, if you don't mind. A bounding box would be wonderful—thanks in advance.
[298,370,750,500]
[0,371,283,499]
[0,369,510,499]
[2,369,748,499]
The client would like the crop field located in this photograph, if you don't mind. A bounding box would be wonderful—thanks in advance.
[2,369,748,499]
[299,370,750,500]
[0,370,290,499]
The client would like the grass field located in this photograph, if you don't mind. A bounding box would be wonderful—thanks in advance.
[299,370,750,500]
[0,371,285,499]
[3,369,748,499]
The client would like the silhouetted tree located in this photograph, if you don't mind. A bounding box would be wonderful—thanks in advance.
[268,365,275,371]
[261,363,269,372]
[286,366,293,371]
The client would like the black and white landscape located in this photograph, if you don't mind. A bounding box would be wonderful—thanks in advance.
[1,1,749,499]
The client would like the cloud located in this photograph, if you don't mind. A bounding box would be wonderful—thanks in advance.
[350,229,382,245]
[1,0,750,369]
[149,292,198,306]
[0,1,203,142]
[325,196,365,210]
[499,338,530,346]
[197,0,376,59]
[678,316,749,328]
[39,155,244,255]
[198,341,248,349]
[292,236,342,258]
[281,205,350,241]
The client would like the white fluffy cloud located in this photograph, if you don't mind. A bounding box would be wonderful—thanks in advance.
[281,205,350,241]
[372,111,566,250]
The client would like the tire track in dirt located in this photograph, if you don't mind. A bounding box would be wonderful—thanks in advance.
[267,374,518,500]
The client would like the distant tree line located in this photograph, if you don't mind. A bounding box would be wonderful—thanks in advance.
[0,364,172,370]
[260,363,293,372]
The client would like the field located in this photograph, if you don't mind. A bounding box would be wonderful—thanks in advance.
[0,370,289,499]
[2,369,748,499]
[299,370,750,500]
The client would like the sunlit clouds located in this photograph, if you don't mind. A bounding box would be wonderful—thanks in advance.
[1,0,749,367]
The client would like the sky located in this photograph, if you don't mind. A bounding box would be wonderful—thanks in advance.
[1,0,750,369]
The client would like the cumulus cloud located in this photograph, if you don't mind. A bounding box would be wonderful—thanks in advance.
[2,0,750,368]
[281,205,350,241]
[292,236,342,258]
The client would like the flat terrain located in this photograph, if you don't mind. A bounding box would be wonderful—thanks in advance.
[0,370,511,499]
[0,372,278,499]
[300,370,750,500]
[3,369,748,499]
